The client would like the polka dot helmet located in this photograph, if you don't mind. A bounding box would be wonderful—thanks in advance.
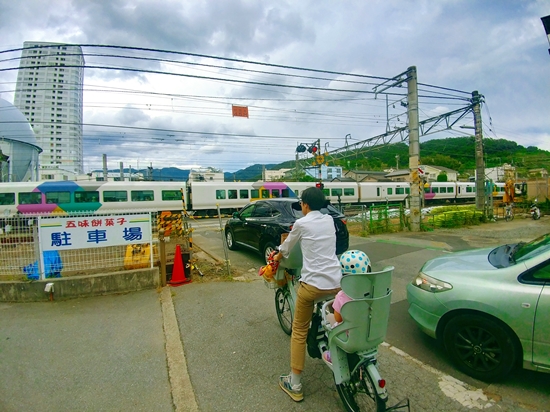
[339,250,371,274]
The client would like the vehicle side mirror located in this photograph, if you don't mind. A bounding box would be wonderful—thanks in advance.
[232,212,239,218]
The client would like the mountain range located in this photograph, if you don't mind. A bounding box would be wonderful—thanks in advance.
[105,136,550,182]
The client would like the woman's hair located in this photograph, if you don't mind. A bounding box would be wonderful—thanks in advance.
[301,187,326,211]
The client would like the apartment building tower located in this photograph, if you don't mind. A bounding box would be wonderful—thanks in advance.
[13,42,84,180]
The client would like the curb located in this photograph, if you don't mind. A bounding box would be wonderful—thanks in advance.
[160,286,199,412]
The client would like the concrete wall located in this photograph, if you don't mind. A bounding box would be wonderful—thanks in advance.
[0,268,159,302]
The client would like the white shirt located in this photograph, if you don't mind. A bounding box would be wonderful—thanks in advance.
[278,210,342,290]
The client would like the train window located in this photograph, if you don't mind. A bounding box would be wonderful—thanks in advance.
[322,189,329,196]
[406,187,410,194]
[19,192,42,205]
[331,188,343,196]
[387,188,393,195]
[215,190,226,200]
[239,189,249,199]
[74,191,100,203]
[228,190,237,199]
[162,190,181,201]
[295,190,300,197]
[131,190,154,202]
[272,189,280,197]
[0,193,15,205]
[447,187,454,193]
[440,187,447,193]
[432,187,439,193]
[103,190,128,202]
[466,186,474,193]
[251,189,259,198]
[261,189,269,198]
[396,188,405,195]
[424,187,431,193]
[46,191,71,204]
[344,188,354,196]
[282,189,291,198]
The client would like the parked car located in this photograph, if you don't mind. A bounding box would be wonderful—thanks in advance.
[224,198,349,264]
[407,233,550,381]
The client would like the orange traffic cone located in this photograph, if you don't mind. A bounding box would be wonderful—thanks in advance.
[169,245,191,286]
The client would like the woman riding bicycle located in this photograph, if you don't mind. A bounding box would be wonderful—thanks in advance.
[273,187,342,402]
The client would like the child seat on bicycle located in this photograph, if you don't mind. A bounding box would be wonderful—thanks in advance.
[324,263,394,354]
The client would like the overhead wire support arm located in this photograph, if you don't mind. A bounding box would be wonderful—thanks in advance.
[373,69,410,98]
[419,104,473,136]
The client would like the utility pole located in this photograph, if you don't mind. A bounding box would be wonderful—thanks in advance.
[472,91,485,211]
[102,154,108,181]
[407,66,421,232]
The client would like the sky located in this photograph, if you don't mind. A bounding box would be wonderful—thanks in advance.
[0,0,549,174]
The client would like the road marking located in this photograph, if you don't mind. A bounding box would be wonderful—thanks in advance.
[381,342,495,410]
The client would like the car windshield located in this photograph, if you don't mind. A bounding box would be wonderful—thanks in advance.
[512,233,550,262]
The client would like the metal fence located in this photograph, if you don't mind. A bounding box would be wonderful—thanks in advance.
[344,204,408,235]
[0,212,162,281]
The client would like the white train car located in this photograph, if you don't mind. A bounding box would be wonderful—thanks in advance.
[321,181,361,204]
[0,180,186,217]
[358,181,410,204]
[188,181,307,215]
[455,181,476,201]
[187,180,361,214]
[423,182,458,203]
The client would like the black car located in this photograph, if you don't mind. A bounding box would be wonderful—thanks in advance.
[224,198,349,264]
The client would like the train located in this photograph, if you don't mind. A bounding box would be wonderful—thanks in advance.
[0,179,507,218]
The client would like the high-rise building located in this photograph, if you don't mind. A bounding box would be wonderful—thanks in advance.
[13,42,84,180]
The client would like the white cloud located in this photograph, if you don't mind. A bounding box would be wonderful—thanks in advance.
[0,0,549,173]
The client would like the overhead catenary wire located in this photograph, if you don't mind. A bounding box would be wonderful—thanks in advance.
[0,43,480,170]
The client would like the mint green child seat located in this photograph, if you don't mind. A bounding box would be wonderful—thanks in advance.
[327,266,393,354]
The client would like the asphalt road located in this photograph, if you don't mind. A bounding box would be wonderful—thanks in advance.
[190,216,550,411]
[2,217,548,411]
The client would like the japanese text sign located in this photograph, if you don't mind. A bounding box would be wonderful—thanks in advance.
[39,214,152,251]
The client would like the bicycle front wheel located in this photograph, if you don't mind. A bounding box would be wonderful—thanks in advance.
[275,288,293,335]
[336,361,386,412]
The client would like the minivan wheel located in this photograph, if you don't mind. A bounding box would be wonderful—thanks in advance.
[225,229,238,250]
[263,241,277,264]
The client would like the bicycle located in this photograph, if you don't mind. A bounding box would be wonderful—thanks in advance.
[265,246,409,412]
[505,203,514,221]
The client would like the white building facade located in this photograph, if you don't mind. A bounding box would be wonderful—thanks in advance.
[304,165,343,180]
[13,42,85,180]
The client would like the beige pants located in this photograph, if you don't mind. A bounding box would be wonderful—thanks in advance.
[290,282,340,371]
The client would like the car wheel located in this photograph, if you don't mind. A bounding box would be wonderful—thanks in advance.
[263,241,277,265]
[225,229,238,250]
[443,314,517,381]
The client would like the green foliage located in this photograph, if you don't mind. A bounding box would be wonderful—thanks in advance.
[436,172,448,182]
[423,205,485,229]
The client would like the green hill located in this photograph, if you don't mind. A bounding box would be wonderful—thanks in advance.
[300,136,550,178]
